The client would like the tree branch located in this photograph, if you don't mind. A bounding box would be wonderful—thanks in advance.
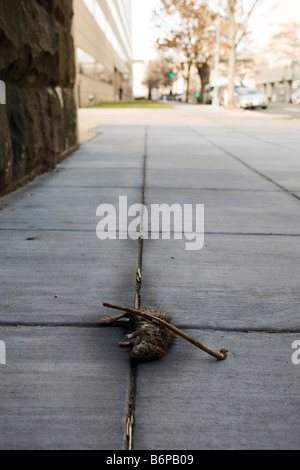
[235,0,260,49]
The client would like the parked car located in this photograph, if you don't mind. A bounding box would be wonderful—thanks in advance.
[219,85,243,106]
[236,88,268,109]
[291,88,300,105]
[204,84,238,106]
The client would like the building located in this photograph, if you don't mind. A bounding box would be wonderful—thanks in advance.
[254,0,300,102]
[132,60,148,99]
[73,0,133,107]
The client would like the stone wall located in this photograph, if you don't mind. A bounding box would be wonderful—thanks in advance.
[0,0,77,196]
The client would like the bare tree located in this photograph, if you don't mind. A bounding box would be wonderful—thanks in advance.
[154,0,217,103]
[153,0,259,105]
[268,22,300,66]
[143,58,174,99]
[225,0,260,106]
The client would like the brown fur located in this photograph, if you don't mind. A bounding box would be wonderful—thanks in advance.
[128,307,176,362]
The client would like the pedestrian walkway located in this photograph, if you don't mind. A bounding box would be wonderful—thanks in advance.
[0,105,299,450]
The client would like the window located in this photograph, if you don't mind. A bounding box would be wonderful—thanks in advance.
[77,47,113,84]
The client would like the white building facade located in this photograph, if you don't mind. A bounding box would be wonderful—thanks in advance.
[254,0,300,102]
[73,0,133,107]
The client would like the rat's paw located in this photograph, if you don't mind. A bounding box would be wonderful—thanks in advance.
[125,332,135,340]
[100,317,114,324]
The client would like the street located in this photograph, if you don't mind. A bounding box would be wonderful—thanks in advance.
[248,102,300,119]
[0,104,299,450]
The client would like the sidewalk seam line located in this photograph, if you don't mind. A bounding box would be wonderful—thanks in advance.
[190,127,300,202]
[1,229,300,237]
[125,125,148,451]
[0,323,298,334]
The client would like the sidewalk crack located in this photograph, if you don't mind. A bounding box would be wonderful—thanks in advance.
[190,127,300,202]
[125,125,148,451]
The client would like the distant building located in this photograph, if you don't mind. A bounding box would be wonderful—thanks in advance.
[73,0,133,107]
[254,0,300,102]
[132,60,148,99]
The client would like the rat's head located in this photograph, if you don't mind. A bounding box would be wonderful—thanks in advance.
[131,341,166,362]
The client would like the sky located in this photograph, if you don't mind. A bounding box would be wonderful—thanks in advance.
[132,0,160,60]
[131,0,280,61]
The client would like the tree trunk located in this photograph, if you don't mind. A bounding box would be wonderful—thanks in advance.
[185,61,192,103]
[197,62,210,104]
[227,0,236,107]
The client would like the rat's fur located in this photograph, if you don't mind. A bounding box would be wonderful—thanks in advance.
[128,307,176,362]
[101,304,228,362]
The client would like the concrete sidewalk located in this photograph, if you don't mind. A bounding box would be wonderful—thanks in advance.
[0,105,299,450]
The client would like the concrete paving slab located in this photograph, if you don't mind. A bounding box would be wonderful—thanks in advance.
[146,150,246,171]
[146,127,242,171]
[134,330,300,450]
[146,168,281,191]
[77,110,148,143]
[206,125,300,156]
[61,146,144,169]
[0,327,130,450]
[0,186,139,231]
[260,172,300,193]
[191,126,300,192]
[0,230,137,324]
[140,236,300,330]
[145,188,300,234]
[43,167,143,189]
[60,157,143,170]
[146,125,300,194]
[70,125,146,167]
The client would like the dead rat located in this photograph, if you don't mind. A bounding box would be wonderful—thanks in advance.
[101,302,229,362]
[100,306,176,362]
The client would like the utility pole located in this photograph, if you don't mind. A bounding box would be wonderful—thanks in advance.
[213,0,222,106]
[227,0,236,107]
